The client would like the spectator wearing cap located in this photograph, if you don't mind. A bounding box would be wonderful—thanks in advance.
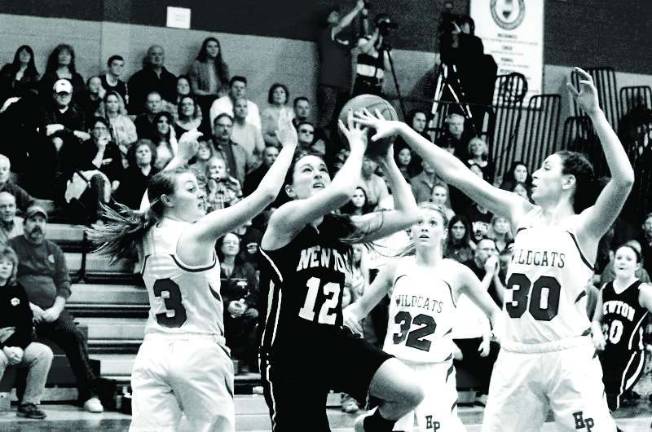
[38,44,85,106]
[0,245,53,420]
[9,205,103,413]
[0,154,35,213]
[209,76,261,131]
[0,192,23,244]
[127,45,177,114]
[30,79,89,200]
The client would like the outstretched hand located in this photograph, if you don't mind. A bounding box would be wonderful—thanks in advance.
[354,108,402,142]
[567,67,600,116]
[177,130,203,161]
[338,109,368,153]
[275,120,298,148]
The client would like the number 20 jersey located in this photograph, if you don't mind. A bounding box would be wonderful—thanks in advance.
[258,215,351,359]
[141,218,225,337]
[383,256,457,363]
[505,208,594,346]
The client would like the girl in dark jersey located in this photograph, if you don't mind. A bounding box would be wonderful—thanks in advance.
[258,112,422,432]
[592,244,652,410]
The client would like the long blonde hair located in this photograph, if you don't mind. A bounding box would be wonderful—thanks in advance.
[395,202,450,257]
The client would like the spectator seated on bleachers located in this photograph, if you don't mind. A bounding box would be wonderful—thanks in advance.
[359,156,389,210]
[204,156,242,212]
[0,45,40,107]
[209,76,261,131]
[261,83,294,147]
[499,161,532,196]
[445,214,475,264]
[211,113,252,187]
[640,212,652,276]
[99,55,128,105]
[292,96,311,129]
[79,76,105,121]
[466,137,494,184]
[39,44,85,107]
[96,91,137,158]
[430,182,456,221]
[9,205,103,413]
[340,186,373,216]
[0,245,53,420]
[218,233,259,373]
[188,36,230,121]
[134,91,163,143]
[486,215,513,254]
[466,202,493,244]
[439,112,468,159]
[163,75,192,122]
[462,237,503,306]
[409,160,437,204]
[30,79,89,201]
[0,154,35,213]
[231,97,265,165]
[127,45,176,115]
[232,219,263,270]
[189,139,214,190]
[0,192,23,244]
[151,112,178,170]
[173,95,203,139]
[243,145,278,197]
[114,140,159,210]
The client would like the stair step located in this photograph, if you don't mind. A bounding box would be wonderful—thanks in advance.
[68,284,148,305]
[75,317,146,340]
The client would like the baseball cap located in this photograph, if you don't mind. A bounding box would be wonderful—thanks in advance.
[25,205,48,220]
[53,79,73,94]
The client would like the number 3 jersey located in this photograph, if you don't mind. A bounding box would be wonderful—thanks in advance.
[140,218,224,337]
[258,215,351,359]
[383,256,457,363]
[505,208,594,347]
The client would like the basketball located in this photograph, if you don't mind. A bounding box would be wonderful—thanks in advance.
[338,94,399,157]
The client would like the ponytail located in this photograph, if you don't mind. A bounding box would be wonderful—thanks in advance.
[87,202,161,262]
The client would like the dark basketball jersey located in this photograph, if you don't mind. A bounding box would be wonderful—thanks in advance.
[601,280,648,356]
[258,215,352,359]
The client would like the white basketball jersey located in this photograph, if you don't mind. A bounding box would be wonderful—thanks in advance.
[141,218,224,336]
[383,256,457,363]
[504,208,593,345]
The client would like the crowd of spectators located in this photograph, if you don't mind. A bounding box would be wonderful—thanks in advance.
[1,2,652,417]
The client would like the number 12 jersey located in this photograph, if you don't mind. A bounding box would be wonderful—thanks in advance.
[258,215,351,359]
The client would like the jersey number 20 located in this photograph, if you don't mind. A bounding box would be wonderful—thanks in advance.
[153,279,188,328]
[505,273,561,321]
[298,277,340,325]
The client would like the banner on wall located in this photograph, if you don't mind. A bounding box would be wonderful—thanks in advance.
[470,0,544,104]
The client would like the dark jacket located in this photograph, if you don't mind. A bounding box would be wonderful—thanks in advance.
[220,261,258,309]
[127,66,177,114]
[0,281,34,349]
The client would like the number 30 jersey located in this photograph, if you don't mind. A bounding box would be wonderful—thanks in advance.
[505,208,594,347]
[140,218,224,337]
[258,215,351,359]
[383,256,457,363]
[600,279,647,354]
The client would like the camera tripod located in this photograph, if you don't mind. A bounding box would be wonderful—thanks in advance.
[377,38,407,119]
[430,62,477,136]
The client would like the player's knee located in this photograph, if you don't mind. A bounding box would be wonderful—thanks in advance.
[399,380,424,410]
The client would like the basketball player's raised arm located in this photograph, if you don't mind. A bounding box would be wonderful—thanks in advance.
[569,68,635,242]
[355,110,533,223]
[178,125,298,263]
[264,112,368,245]
[343,260,396,334]
[350,146,418,242]
[591,289,606,350]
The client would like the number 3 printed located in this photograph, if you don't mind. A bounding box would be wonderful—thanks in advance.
[153,279,187,328]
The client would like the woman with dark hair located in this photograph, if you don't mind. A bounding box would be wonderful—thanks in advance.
[258,112,423,432]
[356,67,633,431]
[39,44,85,103]
[152,111,177,170]
[114,139,159,209]
[88,126,297,431]
[189,36,230,126]
[340,186,373,216]
[499,160,532,194]
[174,95,203,137]
[592,243,652,412]
[163,75,193,120]
[445,214,475,263]
[0,45,40,104]
[393,109,426,174]
[261,83,294,147]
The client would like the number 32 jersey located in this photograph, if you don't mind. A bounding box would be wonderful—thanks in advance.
[141,218,224,337]
[383,256,457,363]
[505,208,594,346]
[258,215,351,359]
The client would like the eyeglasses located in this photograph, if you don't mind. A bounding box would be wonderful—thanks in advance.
[299,129,314,134]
